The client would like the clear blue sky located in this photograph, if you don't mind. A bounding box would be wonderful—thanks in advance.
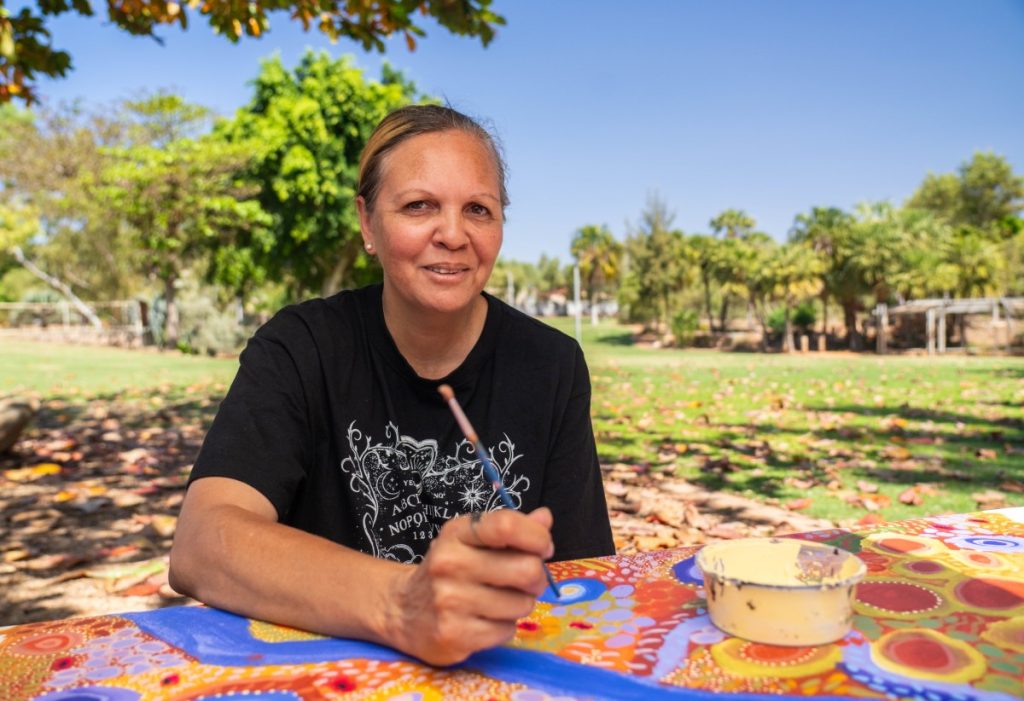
[32,0,1024,263]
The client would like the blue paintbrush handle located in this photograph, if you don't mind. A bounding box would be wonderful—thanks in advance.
[474,442,516,509]
[473,441,561,597]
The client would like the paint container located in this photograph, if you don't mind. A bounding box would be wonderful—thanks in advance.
[696,537,866,646]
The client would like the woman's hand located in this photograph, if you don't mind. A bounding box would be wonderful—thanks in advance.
[386,507,555,666]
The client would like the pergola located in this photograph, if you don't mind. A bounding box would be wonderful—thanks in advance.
[874,297,1023,354]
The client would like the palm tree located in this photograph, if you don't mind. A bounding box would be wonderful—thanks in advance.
[763,242,824,352]
[689,234,719,332]
[790,206,854,338]
[570,224,622,320]
[710,208,756,239]
[709,209,757,329]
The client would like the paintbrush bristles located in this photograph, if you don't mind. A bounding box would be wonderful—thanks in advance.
[438,384,479,443]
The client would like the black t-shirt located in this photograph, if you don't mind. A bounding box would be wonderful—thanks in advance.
[189,284,614,563]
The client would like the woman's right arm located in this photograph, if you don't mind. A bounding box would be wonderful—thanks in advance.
[169,476,555,666]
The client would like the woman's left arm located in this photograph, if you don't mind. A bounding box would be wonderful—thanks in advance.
[540,346,615,561]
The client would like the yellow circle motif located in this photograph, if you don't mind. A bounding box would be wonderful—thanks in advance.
[870,629,986,684]
[980,617,1024,655]
[710,638,842,679]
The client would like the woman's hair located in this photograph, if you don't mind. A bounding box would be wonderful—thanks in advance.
[357,104,509,212]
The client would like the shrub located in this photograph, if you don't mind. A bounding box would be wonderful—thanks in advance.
[768,302,816,335]
[670,309,700,346]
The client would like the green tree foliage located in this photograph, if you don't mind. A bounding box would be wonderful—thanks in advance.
[0,102,143,302]
[688,233,718,332]
[709,208,759,329]
[570,224,622,307]
[618,195,691,332]
[217,52,420,297]
[790,206,856,336]
[757,241,823,352]
[97,93,271,347]
[909,152,1024,232]
[0,0,504,104]
[709,208,755,239]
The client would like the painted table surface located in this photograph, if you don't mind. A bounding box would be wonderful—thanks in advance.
[3,508,1024,701]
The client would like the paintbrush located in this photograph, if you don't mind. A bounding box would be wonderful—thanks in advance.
[438,384,561,598]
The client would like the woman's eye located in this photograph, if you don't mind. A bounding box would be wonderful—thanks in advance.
[405,200,431,212]
[467,203,491,217]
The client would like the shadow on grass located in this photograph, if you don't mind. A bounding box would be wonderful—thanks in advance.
[597,398,1023,506]
[0,387,219,624]
[595,331,636,347]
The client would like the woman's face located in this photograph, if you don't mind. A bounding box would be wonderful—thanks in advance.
[358,129,503,318]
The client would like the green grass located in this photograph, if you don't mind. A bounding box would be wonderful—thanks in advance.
[3,327,1023,524]
[547,317,1024,523]
[0,341,237,396]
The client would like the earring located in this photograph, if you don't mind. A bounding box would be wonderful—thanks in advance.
[365,243,374,253]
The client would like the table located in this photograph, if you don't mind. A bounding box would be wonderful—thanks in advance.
[3,508,1023,700]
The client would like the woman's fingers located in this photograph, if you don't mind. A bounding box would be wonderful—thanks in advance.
[392,510,553,665]
[457,508,554,559]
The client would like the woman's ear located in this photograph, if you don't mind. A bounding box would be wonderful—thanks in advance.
[356,196,375,254]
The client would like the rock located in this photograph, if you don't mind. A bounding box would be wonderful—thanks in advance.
[0,398,37,453]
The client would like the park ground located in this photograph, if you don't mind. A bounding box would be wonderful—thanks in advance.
[1,323,1022,624]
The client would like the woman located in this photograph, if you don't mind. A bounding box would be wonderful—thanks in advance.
[169,105,614,666]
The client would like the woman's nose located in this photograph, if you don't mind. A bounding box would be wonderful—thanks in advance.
[432,208,470,249]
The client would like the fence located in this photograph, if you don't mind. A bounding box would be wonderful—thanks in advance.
[0,300,147,346]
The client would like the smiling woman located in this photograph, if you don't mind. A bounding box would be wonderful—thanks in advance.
[168,104,614,667]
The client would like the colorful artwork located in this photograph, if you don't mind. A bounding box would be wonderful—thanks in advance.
[3,509,1023,700]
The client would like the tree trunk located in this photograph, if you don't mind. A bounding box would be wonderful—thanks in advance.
[820,289,829,336]
[11,246,103,329]
[751,296,770,351]
[321,240,362,297]
[163,276,180,349]
[842,301,862,350]
[718,296,730,333]
[701,269,715,332]
[782,304,795,353]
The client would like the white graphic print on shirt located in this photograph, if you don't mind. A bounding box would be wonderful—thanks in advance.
[339,421,530,563]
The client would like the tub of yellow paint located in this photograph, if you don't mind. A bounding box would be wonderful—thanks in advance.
[696,537,866,646]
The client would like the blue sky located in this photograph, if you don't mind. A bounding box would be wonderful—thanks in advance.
[32,0,1024,263]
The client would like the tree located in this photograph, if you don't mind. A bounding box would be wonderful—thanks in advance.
[709,208,757,328]
[790,206,855,336]
[0,0,505,104]
[618,195,691,333]
[710,208,755,239]
[0,102,142,309]
[688,234,718,332]
[98,93,270,347]
[759,242,823,352]
[217,52,420,297]
[570,224,622,318]
[908,152,1024,232]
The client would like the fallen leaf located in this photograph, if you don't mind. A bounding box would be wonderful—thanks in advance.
[857,513,886,526]
[786,498,813,511]
[3,549,31,563]
[119,582,161,597]
[883,445,911,461]
[1000,481,1024,494]
[898,487,923,506]
[976,449,997,460]
[856,480,879,493]
[972,490,1007,509]
[3,463,63,482]
[148,515,178,538]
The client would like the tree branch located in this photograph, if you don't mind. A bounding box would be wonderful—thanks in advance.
[11,246,104,329]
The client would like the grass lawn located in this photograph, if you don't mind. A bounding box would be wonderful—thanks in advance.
[546,317,1024,523]
[0,341,237,397]
[3,326,1023,525]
